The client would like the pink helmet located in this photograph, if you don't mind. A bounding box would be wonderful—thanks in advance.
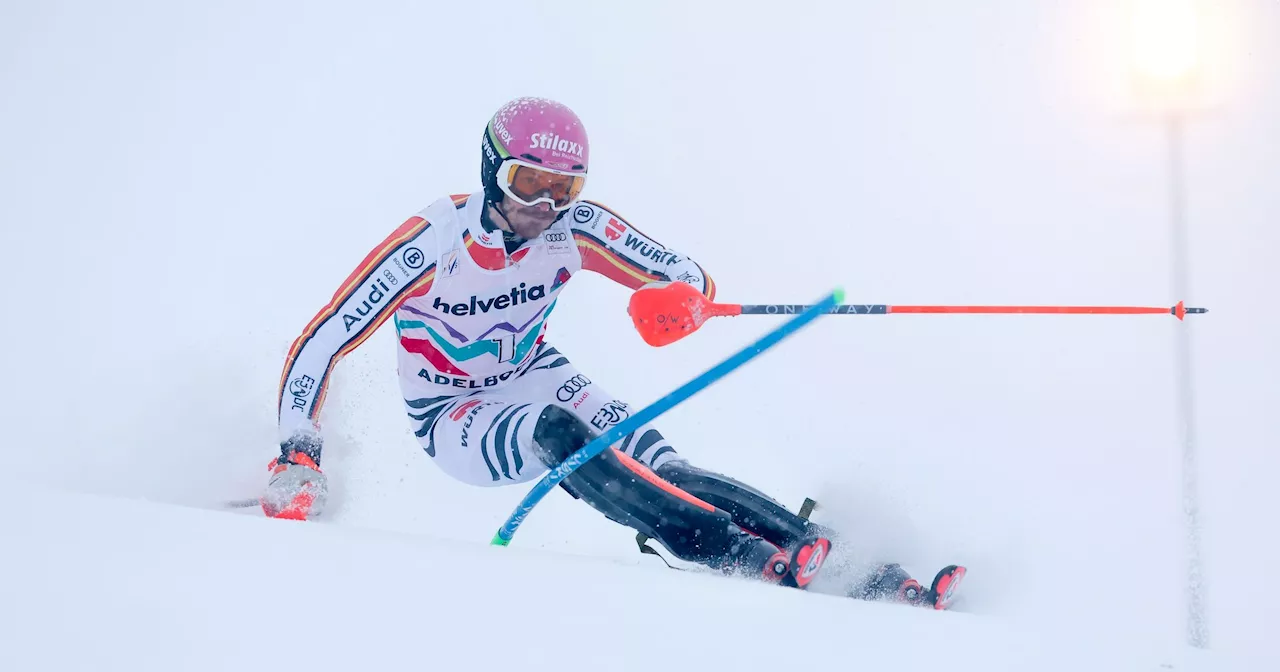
[481,97,589,209]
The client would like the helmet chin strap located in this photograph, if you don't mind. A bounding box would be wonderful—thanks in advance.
[486,199,565,241]
[483,201,519,238]
[484,201,533,256]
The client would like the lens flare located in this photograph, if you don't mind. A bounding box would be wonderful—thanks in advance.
[1131,0,1200,83]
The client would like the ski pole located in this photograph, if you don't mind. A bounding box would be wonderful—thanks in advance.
[627,283,1207,347]
[490,286,845,546]
[225,498,262,509]
[733,301,1207,318]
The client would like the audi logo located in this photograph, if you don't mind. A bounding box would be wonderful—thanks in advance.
[556,374,591,402]
[544,231,567,243]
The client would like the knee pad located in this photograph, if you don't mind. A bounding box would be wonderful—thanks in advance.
[530,406,738,563]
[531,405,593,501]
[655,460,812,549]
[851,563,916,601]
[531,405,591,468]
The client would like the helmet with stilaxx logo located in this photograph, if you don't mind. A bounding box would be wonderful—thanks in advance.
[480,97,589,213]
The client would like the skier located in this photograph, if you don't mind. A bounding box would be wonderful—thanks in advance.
[262,96,962,608]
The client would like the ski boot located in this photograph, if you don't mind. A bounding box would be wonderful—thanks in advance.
[780,534,833,589]
[851,563,966,610]
[720,533,792,583]
[719,528,833,589]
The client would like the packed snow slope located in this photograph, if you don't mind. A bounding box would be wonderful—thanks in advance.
[0,484,1234,672]
[2,1,1278,670]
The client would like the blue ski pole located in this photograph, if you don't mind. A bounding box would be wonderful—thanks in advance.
[490,286,845,546]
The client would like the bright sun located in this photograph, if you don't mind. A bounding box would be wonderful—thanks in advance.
[1131,0,1200,82]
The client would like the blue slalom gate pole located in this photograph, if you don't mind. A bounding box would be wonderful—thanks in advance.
[491,287,845,546]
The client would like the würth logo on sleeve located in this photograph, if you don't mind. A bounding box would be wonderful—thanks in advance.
[604,218,626,241]
[624,234,681,265]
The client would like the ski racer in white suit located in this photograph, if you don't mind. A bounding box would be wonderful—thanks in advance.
[262,97,962,607]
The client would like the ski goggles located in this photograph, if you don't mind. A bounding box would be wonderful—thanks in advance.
[497,158,586,211]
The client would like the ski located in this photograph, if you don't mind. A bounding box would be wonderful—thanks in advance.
[926,564,966,611]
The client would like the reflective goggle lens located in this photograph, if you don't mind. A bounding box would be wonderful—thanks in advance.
[504,163,585,209]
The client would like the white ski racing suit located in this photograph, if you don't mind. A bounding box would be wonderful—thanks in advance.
[276,193,716,486]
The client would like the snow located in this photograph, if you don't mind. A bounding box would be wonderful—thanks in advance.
[0,485,1232,672]
[2,1,1278,671]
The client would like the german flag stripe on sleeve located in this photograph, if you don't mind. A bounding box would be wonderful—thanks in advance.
[309,266,436,418]
[573,230,664,289]
[693,260,716,301]
[277,215,432,412]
